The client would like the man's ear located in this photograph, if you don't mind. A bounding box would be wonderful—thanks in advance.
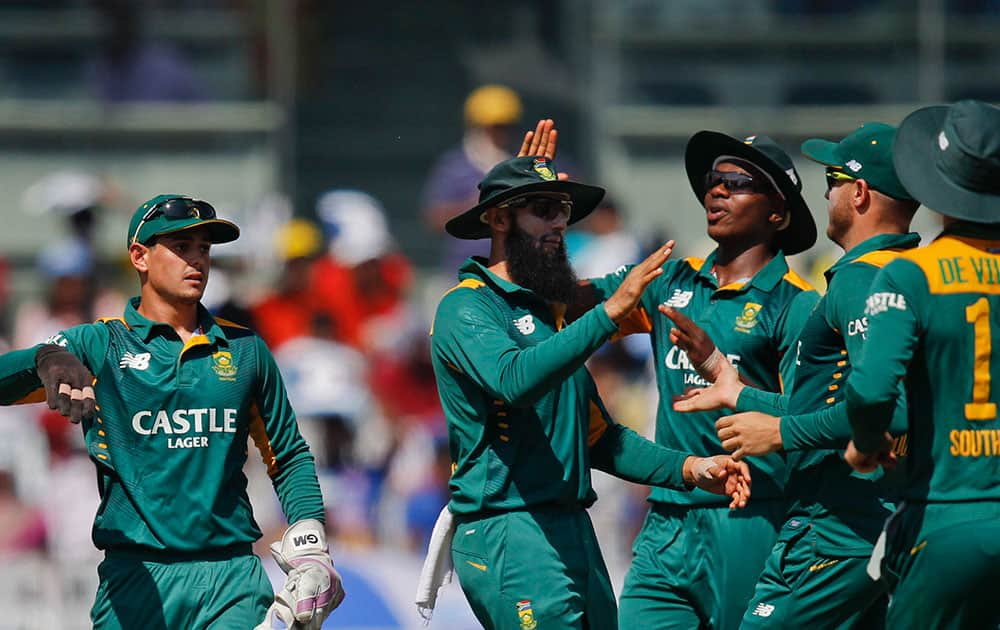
[854,179,871,213]
[768,198,788,226]
[129,243,150,273]
[486,207,512,234]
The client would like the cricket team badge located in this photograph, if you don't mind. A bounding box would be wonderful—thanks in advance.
[532,158,556,181]
[211,351,238,381]
[735,302,763,333]
[516,600,538,629]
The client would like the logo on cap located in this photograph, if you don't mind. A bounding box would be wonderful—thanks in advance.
[846,159,863,173]
[938,131,949,151]
[532,158,556,181]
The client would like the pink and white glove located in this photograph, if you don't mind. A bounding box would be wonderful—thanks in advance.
[256,519,344,630]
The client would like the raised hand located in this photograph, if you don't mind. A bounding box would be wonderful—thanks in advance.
[683,455,751,509]
[661,306,726,381]
[715,412,783,459]
[603,241,675,324]
[517,119,557,159]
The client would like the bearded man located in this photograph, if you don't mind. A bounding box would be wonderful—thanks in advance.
[425,122,753,630]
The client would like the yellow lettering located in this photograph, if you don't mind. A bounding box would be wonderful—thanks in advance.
[951,429,960,456]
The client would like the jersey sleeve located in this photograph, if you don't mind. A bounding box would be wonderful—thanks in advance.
[586,390,689,489]
[846,261,925,453]
[432,288,619,407]
[736,289,818,415]
[249,335,325,525]
[827,265,875,364]
[0,324,109,405]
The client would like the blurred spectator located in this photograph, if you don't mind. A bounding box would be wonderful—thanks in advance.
[421,84,523,271]
[566,194,643,278]
[87,0,203,102]
[251,218,326,349]
[311,190,414,354]
[0,431,47,556]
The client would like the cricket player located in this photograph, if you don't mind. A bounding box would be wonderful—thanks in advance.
[432,124,752,630]
[0,195,343,629]
[845,100,1000,628]
[578,132,819,629]
[674,123,921,627]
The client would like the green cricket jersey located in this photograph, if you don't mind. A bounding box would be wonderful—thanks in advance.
[431,258,692,517]
[775,232,919,555]
[848,223,1000,503]
[590,251,818,505]
[0,298,324,553]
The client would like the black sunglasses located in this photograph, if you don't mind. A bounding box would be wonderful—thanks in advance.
[703,170,771,196]
[498,195,573,222]
[131,197,217,244]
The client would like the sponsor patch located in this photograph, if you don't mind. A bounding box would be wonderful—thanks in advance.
[752,602,776,618]
[119,352,151,371]
[864,292,907,316]
[846,159,863,172]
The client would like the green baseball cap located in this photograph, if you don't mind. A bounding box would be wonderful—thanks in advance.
[801,123,913,201]
[445,156,605,240]
[892,100,1000,223]
[685,131,817,255]
[127,194,240,249]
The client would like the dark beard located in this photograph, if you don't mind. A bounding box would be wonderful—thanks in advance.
[505,221,578,303]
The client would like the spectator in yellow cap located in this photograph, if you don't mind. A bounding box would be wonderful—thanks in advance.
[421,84,523,270]
[251,218,325,350]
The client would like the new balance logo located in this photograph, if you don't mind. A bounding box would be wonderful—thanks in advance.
[119,352,151,370]
[513,315,535,335]
[753,603,775,617]
[44,333,68,347]
[663,290,693,308]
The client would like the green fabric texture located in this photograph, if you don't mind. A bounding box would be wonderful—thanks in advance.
[452,508,616,629]
[848,227,1000,502]
[801,122,913,200]
[879,502,1000,629]
[0,297,323,552]
[589,251,818,505]
[432,258,691,516]
[619,501,785,630]
[740,517,886,628]
[91,552,272,629]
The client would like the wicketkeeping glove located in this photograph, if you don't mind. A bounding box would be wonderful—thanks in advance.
[35,344,96,424]
[255,519,344,630]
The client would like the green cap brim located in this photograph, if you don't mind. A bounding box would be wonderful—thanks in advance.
[893,105,1000,222]
[138,217,241,246]
[800,139,843,168]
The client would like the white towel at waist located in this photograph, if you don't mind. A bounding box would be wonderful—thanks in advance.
[415,505,456,622]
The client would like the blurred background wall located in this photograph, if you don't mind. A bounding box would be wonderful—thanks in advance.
[0,1,997,629]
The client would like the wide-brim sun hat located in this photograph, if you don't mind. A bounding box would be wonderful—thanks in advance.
[685,131,817,255]
[892,99,1000,223]
[445,156,605,240]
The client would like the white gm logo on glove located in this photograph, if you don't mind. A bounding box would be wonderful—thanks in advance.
[256,519,345,630]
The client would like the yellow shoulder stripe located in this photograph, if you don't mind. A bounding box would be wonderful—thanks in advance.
[214,317,250,331]
[97,316,129,329]
[684,257,705,272]
[431,278,488,336]
[782,268,815,292]
[903,236,1000,295]
[853,249,906,269]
